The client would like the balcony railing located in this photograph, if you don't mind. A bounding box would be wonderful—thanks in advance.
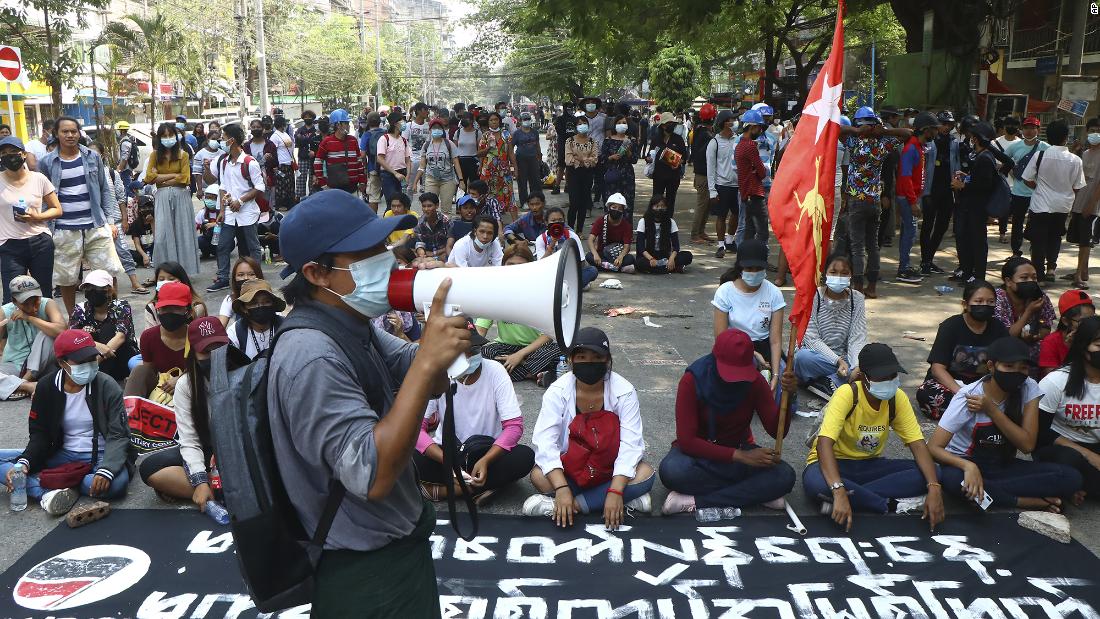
[1008,10,1100,62]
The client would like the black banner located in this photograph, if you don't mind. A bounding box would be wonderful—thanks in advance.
[1,510,1098,618]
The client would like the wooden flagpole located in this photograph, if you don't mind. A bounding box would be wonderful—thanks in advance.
[774,320,798,456]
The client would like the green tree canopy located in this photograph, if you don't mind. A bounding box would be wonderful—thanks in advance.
[649,47,702,111]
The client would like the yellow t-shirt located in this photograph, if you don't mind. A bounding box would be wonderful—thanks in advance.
[806,382,925,464]
[384,209,417,245]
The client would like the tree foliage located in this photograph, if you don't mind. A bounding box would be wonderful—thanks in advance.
[649,47,702,111]
[104,13,185,132]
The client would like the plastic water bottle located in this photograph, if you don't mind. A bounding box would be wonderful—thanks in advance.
[934,285,954,295]
[211,223,221,246]
[204,501,230,525]
[695,507,741,522]
[9,466,27,512]
[556,356,569,380]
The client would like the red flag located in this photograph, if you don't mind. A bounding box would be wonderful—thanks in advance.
[768,0,846,342]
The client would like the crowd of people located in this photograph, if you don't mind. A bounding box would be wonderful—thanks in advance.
[3,95,1100,614]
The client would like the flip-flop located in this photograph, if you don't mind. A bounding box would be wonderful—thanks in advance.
[131,287,149,295]
[5,392,28,401]
[66,500,111,528]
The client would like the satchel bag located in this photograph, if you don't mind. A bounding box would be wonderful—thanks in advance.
[149,368,183,407]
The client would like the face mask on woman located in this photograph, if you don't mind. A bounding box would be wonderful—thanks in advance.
[673,125,686,137]
[1089,133,1100,146]
[576,124,589,135]
[457,353,483,378]
[825,275,850,293]
[324,252,396,319]
[585,103,597,113]
[155,280,171,292]
[1014,280,1042,300]
[522,120,533,128]
[203,198,218,210]
[248,305,277,326]
[741,270,767,287]
[431,129,444,139]
[993,368,1027,392]
[250,128,263,138]
[969,304,995,322]
[572,361,607,385]
[867,376,900,400]
[66,361,99,386]
[160,136,177,149]
[0,154,25,171]
[608,209,624,222]
[85,288,110,307]
[615,123,628,134]
[1088,349,1100,370]
[158,311,191,331]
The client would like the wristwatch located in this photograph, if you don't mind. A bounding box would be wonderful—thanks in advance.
[830,481,846,491]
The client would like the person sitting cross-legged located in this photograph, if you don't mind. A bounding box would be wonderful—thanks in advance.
[586,193,636,274]
[0,275,67,401]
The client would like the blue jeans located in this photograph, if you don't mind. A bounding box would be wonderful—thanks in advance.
[215,222,262,281]
[381,170,405,204]
[896,196,918,272]
[0,448,130,500]
[940,458,1082,508]
[567,474,654,514]
[581,264,598,288]
[793,347,846,387]
[659,446,795,508]
[803,458,934,514]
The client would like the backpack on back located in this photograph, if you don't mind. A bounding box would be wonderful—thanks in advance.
[981,151,1012,219]
[124,137,140,170]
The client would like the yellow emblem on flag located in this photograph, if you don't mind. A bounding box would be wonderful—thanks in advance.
[793,156,829,272]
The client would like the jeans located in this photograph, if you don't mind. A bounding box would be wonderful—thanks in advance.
[803,458,933,514]
[941,458,1081,507]
[215,222,262,282]
[1000,195,1030,255]
[0,448,130,500]
[793,347,847,387]
[878,196,896,246]
[0,232,55,304]
[635,251,693,274]
[896,196,918,272]
[515,156,542,205]
[1028,211,1068,279]
[741,195,769,243]
[956,205,990,280]
[920,191,953,265]
[847,199,880,284]
[586,249,637,271]
[568,473,654,514]
[659,446,795,508]
[580,264,599,287]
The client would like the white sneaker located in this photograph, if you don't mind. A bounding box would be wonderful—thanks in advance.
[625,493,651,514]
[522,494,554,518]
[41,488,79,516]
[895,495,926,515]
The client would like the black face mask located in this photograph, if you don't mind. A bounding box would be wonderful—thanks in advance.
[608,211,623,222]
[1005,126,1019,135]
[653,209,669,221]
[461,119,472,128]
[993,369,1027,393]
[248,305,277,326]
[250,129,264,138]
[85,289,110,307]
[158,312,191,331]
[969,305,995,322]
[0,154,24,171]
[304,119,315,126]
[1014,280,1042,300]
[572,361,608,385]
[197,359,212,376]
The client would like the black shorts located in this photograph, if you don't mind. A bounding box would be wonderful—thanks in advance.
[1067,212,1100,247]
[709,185,739,218]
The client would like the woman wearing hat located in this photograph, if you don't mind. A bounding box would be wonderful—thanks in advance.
[648,112,688,213]
[660,329,798,516]
[68,269,138,380]
[0,329,137,517]
[805,343,945,532]
[127,281,194,400]
[525,327,654,530]
[0,275,67,401]
[0,135,62,303]
[586,194,635,273]
[227,279,286,360]
[930,336,1082,513]
[1039,290,1095,376]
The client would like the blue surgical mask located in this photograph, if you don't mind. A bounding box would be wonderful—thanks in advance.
[1089,133,1100,146]
[576,124,589,134]
[175,123,186,131]
[473,236,489,250]
[585,103,597,113]
[741,270,766,287]
[673,125,685,137]
[458,353,483,378]
[825,275,850,293]
[431,129,444,139]
[325,252,396,318]
[155,280,170,291]
[203,198,218,210]
[207,140,221,151]
[66,360,99,386]
[160,137,177,148]
[399,121,407,131]
[867,377,900,400]
[615,123,628,134]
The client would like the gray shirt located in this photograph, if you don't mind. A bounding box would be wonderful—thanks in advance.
[267,301,422,551]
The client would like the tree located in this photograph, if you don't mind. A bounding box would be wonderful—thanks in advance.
[0,0,112,116]
[280,15,376,106]
[649,47,702,111]
[105,13,185,132]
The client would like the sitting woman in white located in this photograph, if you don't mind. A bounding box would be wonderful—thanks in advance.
[525,327,654,530]
[448,215,503,268]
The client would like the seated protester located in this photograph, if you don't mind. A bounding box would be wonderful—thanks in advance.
[412,322,534,504]
[227,280,286,359]
[793,254,867,400]
[140,317,250,503]
[916,280,1009,420]
[586,193,636,274]
[525,327,654,530]
[144,262,209,329]
[372,310,422,343]
[929,336,1083,513]
[536,207,598,287]
[476,244,564,386]
[216,256,263,327]
[995,256,1056,368]
[128,192,155,270]
[504,191,548,245]
[384,193,418,247]
[635,195,692,274]
[393,245,417,268]
[447,195,479,256]
[1039,290,1095,377]
[413,192,451,261]
[467,178,503,234]
[712,239,785,395]
[660,329,797,515]
[0,329,137,516]
[68,270,137,381]
[126,282,192,399]
[803,343,945,531]
[258,210,283,261]
[1036,315,1100,503]
[195,183,221,259]
[0,276,66,400]
[447,216,503,267]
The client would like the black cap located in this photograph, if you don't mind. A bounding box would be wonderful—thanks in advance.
[971,121,997,143]
[858,343,907,380]
[913,112,940,132]
[464,318,489,347]
[570,327,610,357]
[986,336,1032,364]
[879,104,901,117]
[736,239,769,269]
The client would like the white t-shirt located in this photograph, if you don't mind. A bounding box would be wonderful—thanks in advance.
[424,358,521,444]
[228,319,276,359]
[62,390,97,453]
[535,228,585,260]
[192,146,220,175]
[218,294,234,318]
[1039,368,1100,444]
[711,280,787,341]
[25,138,48,163]
[211,152,266,226]
[403,121,430,161]
[636,218,680,253]
[940,377,1043,457]
[1022,145,1087,214]
[449,234,503,267]
[271,130,294,165]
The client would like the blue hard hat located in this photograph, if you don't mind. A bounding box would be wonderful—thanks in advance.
[329,108,350,124]
[741,110,765,126]
[751,103,774,116]
[853,106,880,125]
[839,116,852,127]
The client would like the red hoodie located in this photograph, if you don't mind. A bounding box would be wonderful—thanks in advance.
[895,136,926,204]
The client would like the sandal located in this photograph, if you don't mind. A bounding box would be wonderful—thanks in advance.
[131,286,149,295]
[141,278,156,287]
[1042,497,1063,514]
[5,391,28,401]
[67,500,111,528]
[420,482,448,502]
[536,371,554,388]
[1074,281,1090,290]
[473,489,497,507]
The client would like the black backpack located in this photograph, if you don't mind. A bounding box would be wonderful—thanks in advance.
[124,136,139,170]
[981,151,1012,219]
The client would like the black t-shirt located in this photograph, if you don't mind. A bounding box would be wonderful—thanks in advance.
[926,313,1010,382]
[652,132,688,181]
[555,115,577,155]
[691,127,712,170]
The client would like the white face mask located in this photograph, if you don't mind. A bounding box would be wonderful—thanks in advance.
[1088,133,1100,146]
[825,275,850,293]
[615,123,628,134]
[867,377,900,400]
[323,252,396,318]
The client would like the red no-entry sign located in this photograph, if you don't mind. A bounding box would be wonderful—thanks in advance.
[0,46,23,82]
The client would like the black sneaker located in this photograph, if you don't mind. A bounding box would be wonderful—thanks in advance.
[806,378,836,401]
[927,263,947,275]
[948,269,964,282]
[896,268,923,284]
[920,263,933,276]
[715,245,726,259]
[206,279,230,293]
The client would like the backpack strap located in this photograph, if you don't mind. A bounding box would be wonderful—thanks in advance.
[846,382,896,423]
[1035,150,1045,174]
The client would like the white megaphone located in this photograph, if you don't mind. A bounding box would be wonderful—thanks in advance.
[387,242,583,379]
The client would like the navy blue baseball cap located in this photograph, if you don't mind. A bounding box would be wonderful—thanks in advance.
[0,136,25,151]
[279,190,416,278]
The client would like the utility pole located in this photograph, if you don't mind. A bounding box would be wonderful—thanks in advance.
[235,0,248,118]
[358,0,366,54]
[254,0,270,116]
[1068,0,1086,75]
[375,0,383,106]
[420,30,427,103]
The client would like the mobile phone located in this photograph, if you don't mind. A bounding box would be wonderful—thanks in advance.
[963,481,993,510]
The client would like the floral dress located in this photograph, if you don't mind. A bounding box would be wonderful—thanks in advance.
[479,129,516,216]
[599,136,637,212]
[545,123,559,171]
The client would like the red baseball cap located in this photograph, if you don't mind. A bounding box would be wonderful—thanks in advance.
[155,281,192,309]
[188,316,230,354]
[54,329,100,363]
[713,329,758,383]
[1023,116,1041,127]
[1059,289,1094,315]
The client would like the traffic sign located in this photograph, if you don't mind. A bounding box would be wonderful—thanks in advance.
[0,46,22,82]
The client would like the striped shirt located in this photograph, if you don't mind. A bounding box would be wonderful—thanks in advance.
[56,155,94,230]
[312,135,366,188]
[802,287,868,365]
